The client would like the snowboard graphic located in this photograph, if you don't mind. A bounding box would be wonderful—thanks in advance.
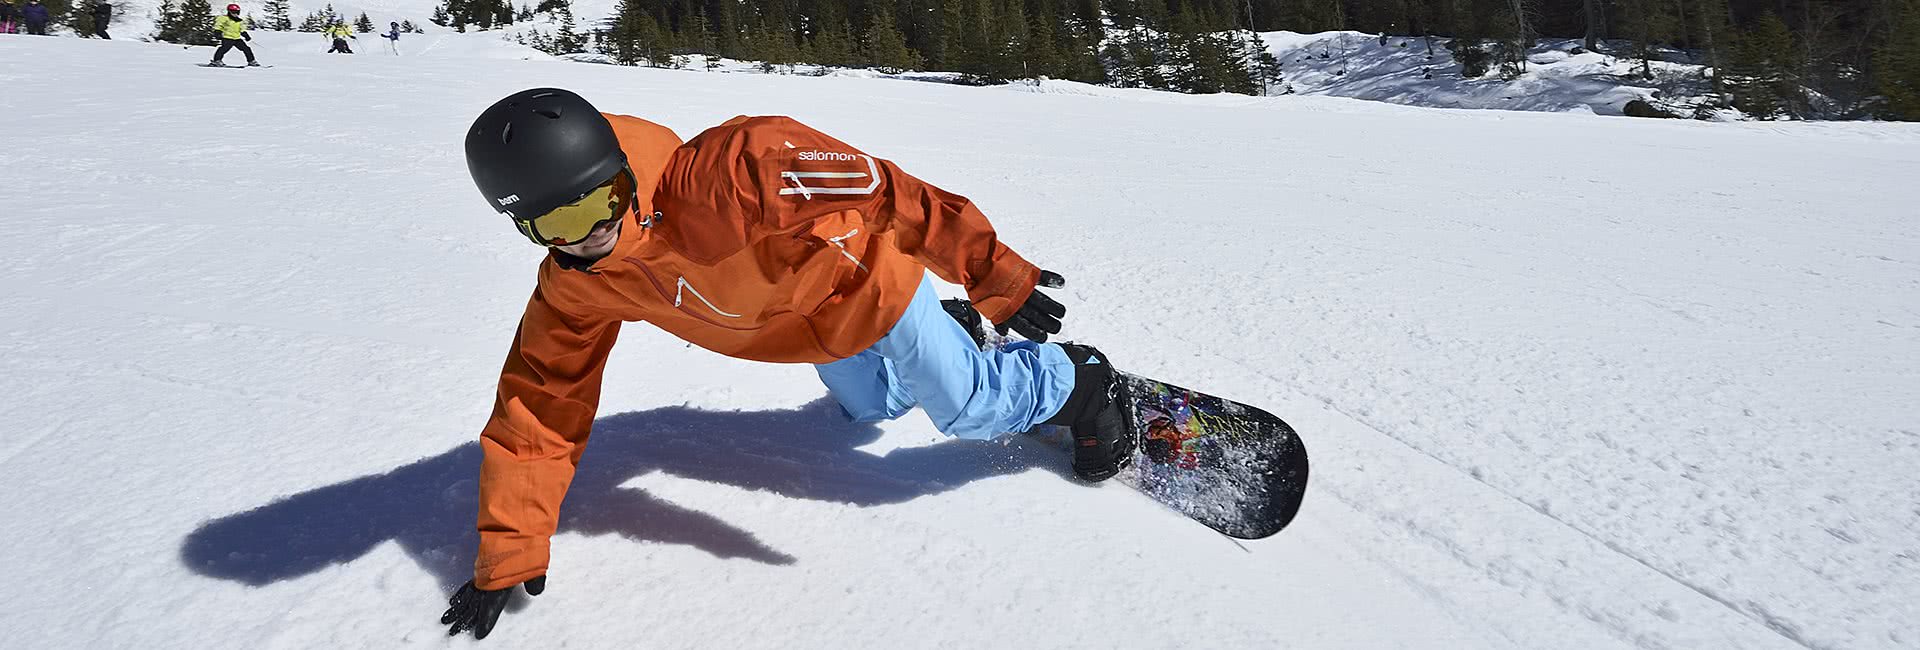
[1110,372,1308,539]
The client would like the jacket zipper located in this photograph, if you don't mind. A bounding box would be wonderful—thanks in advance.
[623,256,756,331]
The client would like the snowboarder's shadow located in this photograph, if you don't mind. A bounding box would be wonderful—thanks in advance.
[180,397,1071,589]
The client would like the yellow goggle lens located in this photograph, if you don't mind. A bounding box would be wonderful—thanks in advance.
[516,170,633,246]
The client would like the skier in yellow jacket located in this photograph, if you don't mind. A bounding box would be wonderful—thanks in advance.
[208,4,259,67]
[325,22,355,53]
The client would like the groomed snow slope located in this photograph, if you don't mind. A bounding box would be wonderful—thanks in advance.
[2,34,1918,649]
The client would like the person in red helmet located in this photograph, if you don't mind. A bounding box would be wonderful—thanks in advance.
[209,4,260,67]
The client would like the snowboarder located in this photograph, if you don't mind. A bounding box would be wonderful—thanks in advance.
[88,0,109,39]
[208,4,259,67]
[437,88,1135,639]
[0,0,17,35]
[325,22,354,53]
[381,20,399,55]
[20,0,47,35]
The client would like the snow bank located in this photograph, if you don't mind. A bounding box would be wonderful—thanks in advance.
[1262,31,1711,117]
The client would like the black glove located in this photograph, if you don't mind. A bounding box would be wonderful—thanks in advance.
[994,270,1066,343]
[242,32,250,41]
[442,576,545,640]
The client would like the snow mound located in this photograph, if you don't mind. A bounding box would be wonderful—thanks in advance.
[1263,31,1710,117]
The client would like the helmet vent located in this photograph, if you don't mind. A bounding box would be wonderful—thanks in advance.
[533,108,563,119]
[500,122,514,144]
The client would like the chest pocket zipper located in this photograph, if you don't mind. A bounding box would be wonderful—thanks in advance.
[825,228,869,273]
[673,276,743,318]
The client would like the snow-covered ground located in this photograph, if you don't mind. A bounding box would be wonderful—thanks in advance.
[1263,31,1716,117]
[3,33,1919,649]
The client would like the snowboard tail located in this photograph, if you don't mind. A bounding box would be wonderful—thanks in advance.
[1112,372,1308,539]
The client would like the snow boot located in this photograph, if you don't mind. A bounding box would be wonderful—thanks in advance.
[1042,344,1134,482]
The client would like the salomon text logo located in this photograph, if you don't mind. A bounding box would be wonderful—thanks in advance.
[796,150,858,162]
[780,154,881,200]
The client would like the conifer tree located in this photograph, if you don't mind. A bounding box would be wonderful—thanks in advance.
[713,0,742,58]
[953,0,997,80]
[808,1,856,67]
[262,0,291,30]
[1726,11,1798,119]
[1876,0,1920,119]
[1618,0,1679,79]
[157,0,219,44]
[607,0,667,65]
[1056,0,1105,83]
[754,3,799,72]
[299,10,329,31]
[68,0,100,37]
[990,0,1029,80]
[861,1,921,73]
[1023,5,1063,78]
[934,0,964,69]
[151,0,178,39]
[553,2,583,53]
[683,8,716,59]
[187,0,218,44]
[355,11,373,32]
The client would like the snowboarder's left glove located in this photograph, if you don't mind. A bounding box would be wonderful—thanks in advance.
[442,576,545,640]
[995,270,1066,343]
[242,32,250,40]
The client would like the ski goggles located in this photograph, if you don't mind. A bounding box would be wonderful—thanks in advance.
[510,167,636,247]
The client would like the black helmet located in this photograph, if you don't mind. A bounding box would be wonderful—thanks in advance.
[464,88,626,223]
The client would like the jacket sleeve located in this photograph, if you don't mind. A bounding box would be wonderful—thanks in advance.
[473,278,621,590]
[738,117,1041,324]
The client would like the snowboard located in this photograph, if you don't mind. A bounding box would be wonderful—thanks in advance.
[939,298,1307,538]
[1108,372,1308,539]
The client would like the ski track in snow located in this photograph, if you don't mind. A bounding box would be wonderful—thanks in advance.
[3,33,1918,649]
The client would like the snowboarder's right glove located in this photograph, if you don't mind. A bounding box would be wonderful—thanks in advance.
[995,270,1066,343]
[442,575,545,640]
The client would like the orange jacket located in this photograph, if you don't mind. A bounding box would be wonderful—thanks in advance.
[473,114,1041,588]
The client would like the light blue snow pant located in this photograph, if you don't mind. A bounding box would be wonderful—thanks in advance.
[815,275,1075,440]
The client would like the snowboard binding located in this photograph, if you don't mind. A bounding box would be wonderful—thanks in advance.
[1045,343,1136,482]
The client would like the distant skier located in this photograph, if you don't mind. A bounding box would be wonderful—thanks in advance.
[325,22,354,53]
[381,20,399,55]
[208,4,259,67]
[437,88,1134,639]
[0,0,17,35]
[88,0,109,39]
[20,0,46,35]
